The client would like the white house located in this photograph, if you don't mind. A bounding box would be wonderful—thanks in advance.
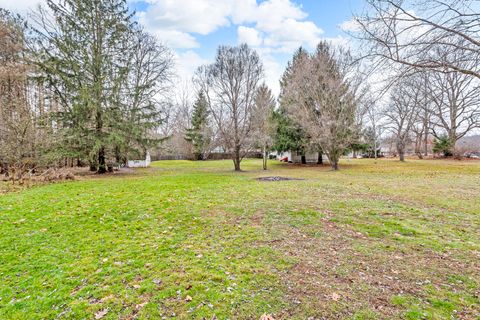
[127,151,151,168]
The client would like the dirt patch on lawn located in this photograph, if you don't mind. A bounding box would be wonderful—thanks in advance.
[262,216,479,319]
[74,167,139,181]
[256,176,304,181]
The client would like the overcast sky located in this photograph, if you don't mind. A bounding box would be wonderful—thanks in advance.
[0,0,364,95]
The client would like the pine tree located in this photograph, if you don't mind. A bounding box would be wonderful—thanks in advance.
[33,0,135,173]
[185,91,210,160]
[32,0,172,172]
[272,108,309,161]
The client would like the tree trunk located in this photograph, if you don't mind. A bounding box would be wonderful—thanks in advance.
[317,152,323,164]
[415,135,423,159]
[423,119,429,156]
[233,145,241,171]
[330,155,339,170]
[448,133,458,158]
[233,158,241,171]
[397,140,406,162]
[98,147,106,174]
[301,154,306,164]
[262,145,267,170]
[89,161,97,172]
[115,145,121,164]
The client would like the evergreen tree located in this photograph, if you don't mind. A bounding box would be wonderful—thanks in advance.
[185,91,210,160]
[32,0,172,172]
[272,108,309,162]
[433,135,453,157]
[33,0,135,173]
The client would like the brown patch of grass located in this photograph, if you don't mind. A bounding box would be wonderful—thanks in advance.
[262,210,479,319]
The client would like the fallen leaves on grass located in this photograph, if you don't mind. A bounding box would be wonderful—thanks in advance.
[330,292,341,301]
[135,301,148,310]
[94,309,108,319]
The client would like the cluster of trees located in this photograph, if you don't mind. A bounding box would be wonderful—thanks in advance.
[2,0,479,177]
[193,44,277,171]
[377,69,480,160]
[178,42,363,171]
[0,9,37,180]
[0,0,173,177]
[276,43,363,170]
[354,0,480,160]
[170,0,480,170]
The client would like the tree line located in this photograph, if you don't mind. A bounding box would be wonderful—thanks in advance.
[165,0,480,171]
[1,0,479,178]
[184,42,364,171]
[353,0,480,160]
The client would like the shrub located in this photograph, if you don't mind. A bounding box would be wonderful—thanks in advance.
[433,135,453,157]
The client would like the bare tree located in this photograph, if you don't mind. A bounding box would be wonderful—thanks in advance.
[365,99,384,160]
[353,0,480,79]
[383,77,420,161]
[282,42,360,170]
[194,44,263,171]
[252,84,276,170]
[427,69,480,155]
[156,84,193,159]
[402,72,432,159]
[121,30,173,162]
[160,81,191,139]
[353,1,480,78]
[0,9,37,180]
[418,74,433,157]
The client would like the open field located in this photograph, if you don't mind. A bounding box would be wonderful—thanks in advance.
[0,159,479,319]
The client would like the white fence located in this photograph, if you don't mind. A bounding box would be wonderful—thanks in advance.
[127,152,151,168]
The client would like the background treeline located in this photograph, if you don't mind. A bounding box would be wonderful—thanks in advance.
[154,1,479,172]
[352,0,480,160]
[1,0,479,178]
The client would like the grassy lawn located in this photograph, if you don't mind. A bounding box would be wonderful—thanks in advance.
[1,159,479,319]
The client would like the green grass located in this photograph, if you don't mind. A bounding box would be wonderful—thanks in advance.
[0,158,479,319]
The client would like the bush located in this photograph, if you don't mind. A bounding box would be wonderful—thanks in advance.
[433,135,453,157]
